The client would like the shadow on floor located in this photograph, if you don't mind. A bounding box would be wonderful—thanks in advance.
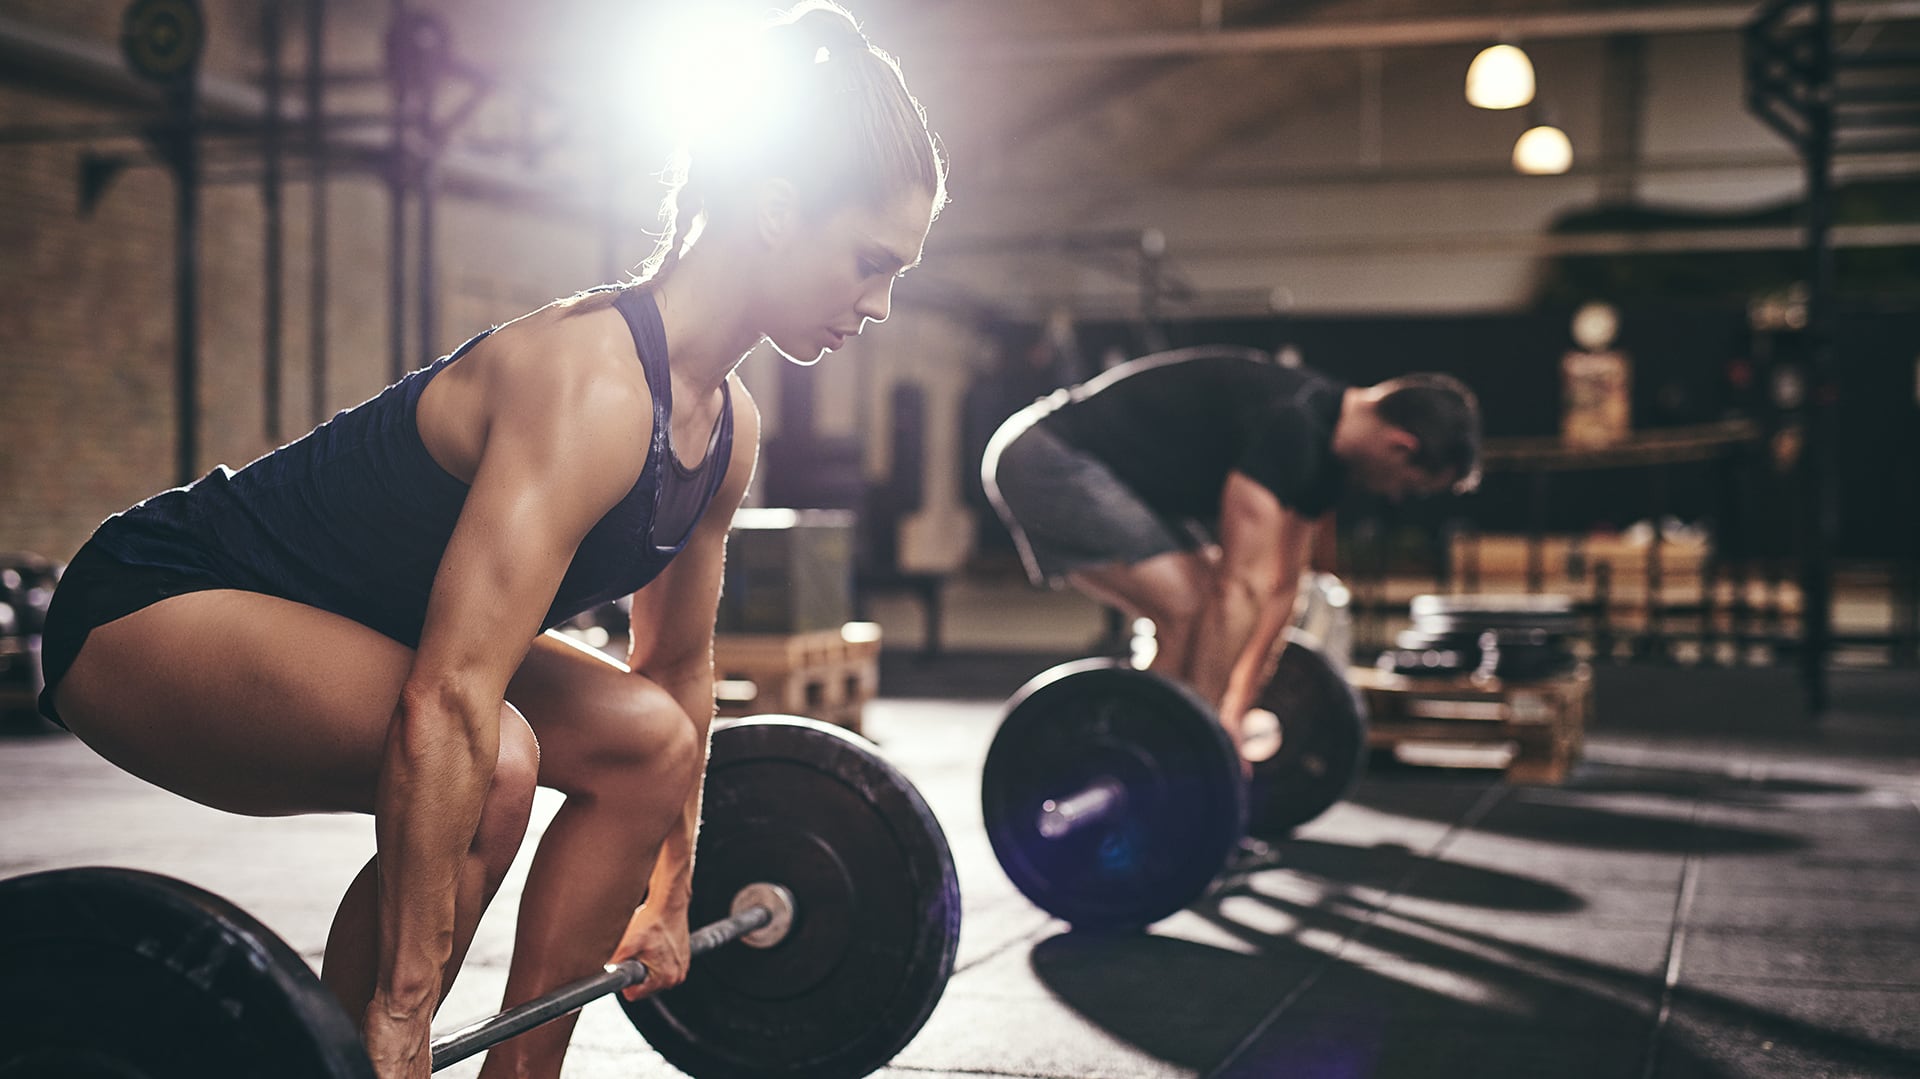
[1363,900,1920,1079]
[1028,895,1670,1078]
[1347,778,1809,855]
[1227,837,1584,913]
[1025,870,1920,1079]
[1545,760,1866,803]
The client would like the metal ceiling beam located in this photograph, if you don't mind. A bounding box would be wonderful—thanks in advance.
[0,13,588,212]
[953,148,1920,198]
[935,221,1920,261]
[923,216,1920,318]
[0,11,342,125]
[957,2,1920,64]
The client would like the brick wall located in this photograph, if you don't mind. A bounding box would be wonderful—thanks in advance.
[0,5,611,561]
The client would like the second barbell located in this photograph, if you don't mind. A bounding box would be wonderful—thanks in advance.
[980,629,1368,931]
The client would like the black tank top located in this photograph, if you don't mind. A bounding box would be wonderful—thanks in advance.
[87,287,734,648]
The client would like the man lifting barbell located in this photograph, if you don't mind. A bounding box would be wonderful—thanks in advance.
[976,350,1480,929]
[32,6,947,1077]
[981,348,1483,751]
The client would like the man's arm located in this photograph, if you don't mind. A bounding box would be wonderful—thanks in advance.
[1219,508,1318,727]
[618,379,761,969]
[1185,471,1318,734]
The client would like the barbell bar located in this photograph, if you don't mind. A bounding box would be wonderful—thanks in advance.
[428,883,791,1070]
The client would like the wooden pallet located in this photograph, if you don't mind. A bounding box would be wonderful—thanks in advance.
[1347,664,1592,784]
[712,623,882,735]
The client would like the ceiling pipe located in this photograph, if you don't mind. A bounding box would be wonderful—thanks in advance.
[936,222,1920,260]
[0,12,585,212]
[956,1,1920,63]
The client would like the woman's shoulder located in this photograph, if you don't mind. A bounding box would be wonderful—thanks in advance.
[439,302,655,475]
[479,301,645,397]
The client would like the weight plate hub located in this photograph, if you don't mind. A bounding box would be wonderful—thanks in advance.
[981,660,1246,931]
[622,717,960,1079]
[1244,630,1369,840]
[0,867,371,1079]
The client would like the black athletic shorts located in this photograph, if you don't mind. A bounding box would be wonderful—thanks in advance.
[37,541,232,729]
[981,404,1196,588]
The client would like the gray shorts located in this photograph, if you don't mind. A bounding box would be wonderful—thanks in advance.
[981,404,1194,588]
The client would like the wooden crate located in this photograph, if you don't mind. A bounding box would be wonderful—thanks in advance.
[1451,533,1712,590]
[1348,664,1592,784]
[712,623,881,735]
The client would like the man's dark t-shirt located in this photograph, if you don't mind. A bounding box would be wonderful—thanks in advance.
[1036,349,1348,526]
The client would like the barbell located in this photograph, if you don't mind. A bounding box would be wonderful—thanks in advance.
[981,627,1368,931]
[0,716,961,1079]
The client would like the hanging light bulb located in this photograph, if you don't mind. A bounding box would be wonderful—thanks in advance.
[1466,44,1535,110]
[1513,122,1573,175]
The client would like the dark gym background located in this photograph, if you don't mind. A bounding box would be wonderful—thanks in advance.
[3,2,1918,1078]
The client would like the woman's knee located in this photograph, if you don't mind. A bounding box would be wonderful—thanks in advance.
[555,677,700,800]
[625,681,701,792]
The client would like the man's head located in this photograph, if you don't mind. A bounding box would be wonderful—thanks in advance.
[1336,374,1482,501]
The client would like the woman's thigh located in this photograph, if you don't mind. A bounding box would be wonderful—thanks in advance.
[53,589,416,817]
[506,631,696,800]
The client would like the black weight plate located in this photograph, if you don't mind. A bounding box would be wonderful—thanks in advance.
[981,659,1246,931]
[1245,630,1369,839]
[622,717,960,1079]
[0,867,371,1079]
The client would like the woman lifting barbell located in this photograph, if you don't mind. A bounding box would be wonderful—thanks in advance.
[34,5,946,1077]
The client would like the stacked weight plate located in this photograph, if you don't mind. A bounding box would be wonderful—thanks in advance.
[1378,594,1580,682]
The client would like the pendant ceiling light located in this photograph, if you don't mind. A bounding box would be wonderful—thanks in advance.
[1513,121,1573,175]
[1466,44,1535,110]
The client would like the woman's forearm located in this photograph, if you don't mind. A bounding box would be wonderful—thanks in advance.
[371,692,498,1010]
[639,662,716,913]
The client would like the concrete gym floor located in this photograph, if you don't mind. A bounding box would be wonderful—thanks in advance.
[3,646,1919,1078]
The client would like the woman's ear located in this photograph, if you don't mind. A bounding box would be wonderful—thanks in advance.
[755,178,800,249]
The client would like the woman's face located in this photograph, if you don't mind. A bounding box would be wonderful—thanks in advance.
[759,185,936,365]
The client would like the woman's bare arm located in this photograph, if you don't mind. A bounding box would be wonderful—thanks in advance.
[622,379,762,940]
[370,315,652,1035]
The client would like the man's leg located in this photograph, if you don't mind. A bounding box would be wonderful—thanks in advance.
[1068,551,1216,682]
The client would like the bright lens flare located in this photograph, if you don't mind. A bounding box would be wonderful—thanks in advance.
[659,13,768,147]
